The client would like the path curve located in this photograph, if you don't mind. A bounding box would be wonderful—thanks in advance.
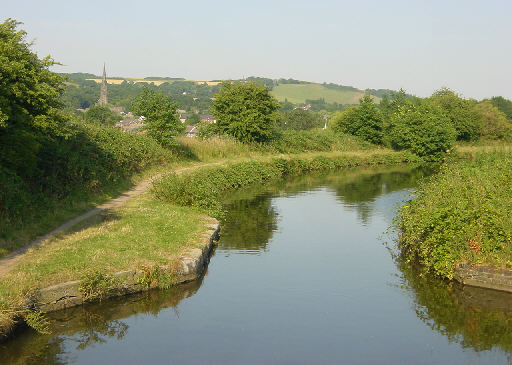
[0,162,223,277]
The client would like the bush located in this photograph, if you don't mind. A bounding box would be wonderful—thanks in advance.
[472,101,511,140]
[429,88,482,141]
[331,95,383,144]
[397,150,512,278]
[0,122,174,253]
[386,101,456,161]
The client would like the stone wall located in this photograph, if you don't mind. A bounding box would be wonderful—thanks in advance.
[453,263,512,293]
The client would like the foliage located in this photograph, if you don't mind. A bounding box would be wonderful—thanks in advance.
[84,105,120,126]
[386,100,457,161]
[24,311,51,334]
[267,129,372,153]
[0,122,174,255]
[278,109,323,130]
[429,88,482,141]
[211,82,280,143]
[472,101,511,139]
[397,150,512,278]
[79,271,119,302]
[152,151,417,217]
[332,94,384,144]
[0,19,64,130]
[489,96,512,120]
[131,87,185,146]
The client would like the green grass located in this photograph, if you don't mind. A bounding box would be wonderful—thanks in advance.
[153,150,419,217]
[397,149,512,278]
[271,83,379,104]
[0,193,208,334]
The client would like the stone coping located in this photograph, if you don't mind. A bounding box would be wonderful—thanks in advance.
[1,220,220,342]
[453,263,512,293]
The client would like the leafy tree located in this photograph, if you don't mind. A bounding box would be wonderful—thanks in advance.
[429,88,481,141]
[131,87,184,146]
[472,101,511,139]
[84,105,119,126]
[332,94,383,144]
[211,82,280,143]
[489,96,512,120]
[387,100,456,160]
[278,109,322,130]
[0,18,66,177]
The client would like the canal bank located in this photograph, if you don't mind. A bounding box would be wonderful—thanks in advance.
[0,150,420,342]
[3,166,511,364]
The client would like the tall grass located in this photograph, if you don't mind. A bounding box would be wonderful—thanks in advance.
[177,129,373,161]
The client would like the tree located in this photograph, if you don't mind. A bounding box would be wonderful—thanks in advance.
[211,82,280,143]
[332,94,383,144]
[0,18,66,177]
[387,100,456,160]
[278,109,322,130]
[472,101,511,139]
[429,88,482,141]
[489,96,512,120]
[84,105,119,126]
[131,87,184,146]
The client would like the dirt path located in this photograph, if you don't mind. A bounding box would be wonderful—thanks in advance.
[0,162,224,278]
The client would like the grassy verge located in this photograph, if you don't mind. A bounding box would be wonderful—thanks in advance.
[0,123,188,257]
[397,149,512,278]
[0,192,208,337]
[153,149,419,217]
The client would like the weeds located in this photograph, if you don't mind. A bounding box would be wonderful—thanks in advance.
[79,271,119,302]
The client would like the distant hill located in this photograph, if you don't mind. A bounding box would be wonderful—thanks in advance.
[271,83,379,105]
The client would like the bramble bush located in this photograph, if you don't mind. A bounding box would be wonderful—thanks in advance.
[397,150,512,278]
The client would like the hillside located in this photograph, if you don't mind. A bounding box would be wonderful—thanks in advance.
[271,83,380,105]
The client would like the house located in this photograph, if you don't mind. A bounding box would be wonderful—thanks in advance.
[294,104,311,111]
[200,114,216,123]
[116,115,145,133]
[185,125,199,137]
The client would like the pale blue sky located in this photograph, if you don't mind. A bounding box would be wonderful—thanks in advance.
[4,0,511,99]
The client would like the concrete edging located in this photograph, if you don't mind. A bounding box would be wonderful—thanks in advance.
[1,221,220,341]
[453,263,512,293]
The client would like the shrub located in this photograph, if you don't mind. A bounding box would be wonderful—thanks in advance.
[331,95,383,144]
[397,150,512,278]
[386,101,456,161]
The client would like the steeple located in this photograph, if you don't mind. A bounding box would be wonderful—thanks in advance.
[97,63,108,106]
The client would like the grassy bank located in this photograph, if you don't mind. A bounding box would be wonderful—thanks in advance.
[0,192,210,338]
[397,149,512,278]
[0,122,193,257]
[153,150,419,217]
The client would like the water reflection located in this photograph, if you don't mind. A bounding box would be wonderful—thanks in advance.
[0,279,202,364]
[3,165,512,363]
[217,193,278,253]
[399,262,512,354]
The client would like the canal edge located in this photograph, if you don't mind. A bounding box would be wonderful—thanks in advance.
[0,219,220,343]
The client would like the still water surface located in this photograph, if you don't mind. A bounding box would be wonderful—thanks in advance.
[2,167,512,364]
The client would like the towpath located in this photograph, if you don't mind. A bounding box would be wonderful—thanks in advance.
[0,162,224,278]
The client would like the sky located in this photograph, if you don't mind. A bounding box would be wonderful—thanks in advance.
[4,0,512,99]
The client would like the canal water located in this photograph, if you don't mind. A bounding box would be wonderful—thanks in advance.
[2,166,512,364]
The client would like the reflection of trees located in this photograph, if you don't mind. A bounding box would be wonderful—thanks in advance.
[399,261,512,353]
[220,193,278,252]
[332,167,431,224]
[0,279,203,362]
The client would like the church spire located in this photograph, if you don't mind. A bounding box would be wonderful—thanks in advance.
[97,63,108,106]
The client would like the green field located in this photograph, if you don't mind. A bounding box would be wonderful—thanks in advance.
[271,83,380,105]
